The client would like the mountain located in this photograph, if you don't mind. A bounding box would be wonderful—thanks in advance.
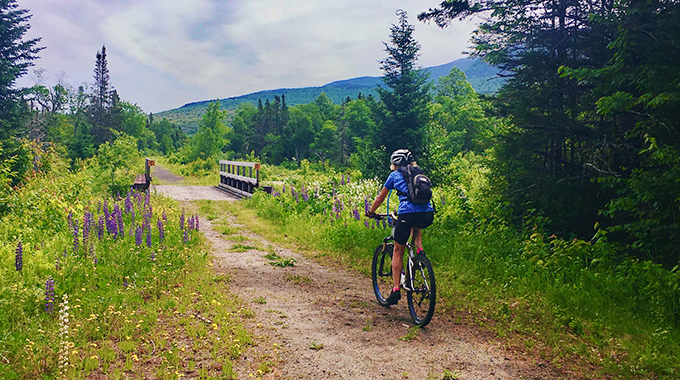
[155,58,504,134]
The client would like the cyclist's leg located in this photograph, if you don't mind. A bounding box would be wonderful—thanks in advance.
[412,228,423,251]
[392,241,406,289]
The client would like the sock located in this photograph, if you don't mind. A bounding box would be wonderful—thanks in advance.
[417,248,424,254]
[393,287,400,292]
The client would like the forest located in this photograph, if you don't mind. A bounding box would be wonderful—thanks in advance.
[1,0,680,378]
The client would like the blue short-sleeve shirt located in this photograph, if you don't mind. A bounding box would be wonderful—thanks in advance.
[383,170,434,214]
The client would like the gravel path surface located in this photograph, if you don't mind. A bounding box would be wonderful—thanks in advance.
[152,161,570,379]
[152,185,236,201]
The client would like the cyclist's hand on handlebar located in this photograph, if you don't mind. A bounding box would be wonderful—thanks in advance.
[365,211,378,219]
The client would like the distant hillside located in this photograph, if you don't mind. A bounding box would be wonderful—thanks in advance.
[156,58,504,134]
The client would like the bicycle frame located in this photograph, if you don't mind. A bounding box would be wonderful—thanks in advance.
[383,190,417,289]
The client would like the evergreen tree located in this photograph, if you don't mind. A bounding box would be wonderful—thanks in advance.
[89,45,114,145]
[0,0,43,141]
[92,45,111,114]
[374,10,431,166]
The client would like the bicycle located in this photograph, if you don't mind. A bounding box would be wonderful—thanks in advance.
[368,212,436,327]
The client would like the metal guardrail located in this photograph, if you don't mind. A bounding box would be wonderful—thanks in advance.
[218,160,261,198]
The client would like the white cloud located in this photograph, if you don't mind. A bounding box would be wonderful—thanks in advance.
[15,0,477,113]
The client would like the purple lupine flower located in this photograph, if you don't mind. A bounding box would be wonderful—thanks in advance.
[103,200,110,220]
[375,219,380,229]
[72,221,79,253]
[157,218,165,241]
[282,184,286,194]
[96,216,103,240]
[123,278,128,288]
[83,212,92,251]
[195,215,199,231]
[364,197,370,213]
[273,191,280,197]
[162,209,167,223]
[336,199,344,212]
[63,247,68,257]
[135,226,143,246]
[55,257,60,271]
[67,211,73,231]
[352,209,360,221]
[364,220,370,228]
[382,219,387,229]
[146,229,152,248]
[341,174,345,185]
[180,210,185,230]
[116,206,124,238]
[302,191,309,202]
[15,242,22,272]
[93,255,98,265]
[183,229,188,244]
[150,250,155,261]
[188,216,194,230]
[347,175,350,184]
[45,276,55,314]
[125,193,132,214]
[110,218,118,240]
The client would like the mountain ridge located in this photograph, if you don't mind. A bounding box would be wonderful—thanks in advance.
[157,57,504,134]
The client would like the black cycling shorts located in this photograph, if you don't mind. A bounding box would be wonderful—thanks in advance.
[393,211,434,246]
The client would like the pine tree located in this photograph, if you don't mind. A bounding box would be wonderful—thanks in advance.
[374,10,431,161]
[0,0,44,140]
[89,45,117,145]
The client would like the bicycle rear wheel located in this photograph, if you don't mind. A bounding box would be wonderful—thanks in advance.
[371,243,394,306]
[407,255,436,327]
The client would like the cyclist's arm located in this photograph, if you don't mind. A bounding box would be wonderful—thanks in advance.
[368,187,390,214]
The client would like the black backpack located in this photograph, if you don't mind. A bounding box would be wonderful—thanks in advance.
[398,166,432,205]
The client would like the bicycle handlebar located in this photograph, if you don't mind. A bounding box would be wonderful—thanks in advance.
[365,211,397,221]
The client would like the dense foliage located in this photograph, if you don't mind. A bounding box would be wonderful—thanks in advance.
[418,0,680,265]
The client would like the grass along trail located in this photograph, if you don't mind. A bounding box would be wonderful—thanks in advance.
[192,199,568,380]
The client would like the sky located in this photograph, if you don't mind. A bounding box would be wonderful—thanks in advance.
[16,0,478,114]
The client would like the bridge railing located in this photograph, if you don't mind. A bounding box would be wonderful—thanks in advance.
[218,160,261,198]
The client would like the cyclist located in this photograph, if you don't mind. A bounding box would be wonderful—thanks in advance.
[366,149,434,305]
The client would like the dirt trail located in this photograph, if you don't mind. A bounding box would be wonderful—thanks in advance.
[160,185,568,379]
[152,163,184,183]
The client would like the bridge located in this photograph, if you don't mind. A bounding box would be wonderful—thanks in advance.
[217,160,271,198]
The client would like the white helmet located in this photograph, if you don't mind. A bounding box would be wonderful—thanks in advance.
[390,149,413,167]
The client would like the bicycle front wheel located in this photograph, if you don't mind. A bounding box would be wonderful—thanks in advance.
[407,255,436,327]
[371,243,394,307]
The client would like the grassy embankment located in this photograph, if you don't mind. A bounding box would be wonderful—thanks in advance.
[0,161,277,379]
[195,161,679,380]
